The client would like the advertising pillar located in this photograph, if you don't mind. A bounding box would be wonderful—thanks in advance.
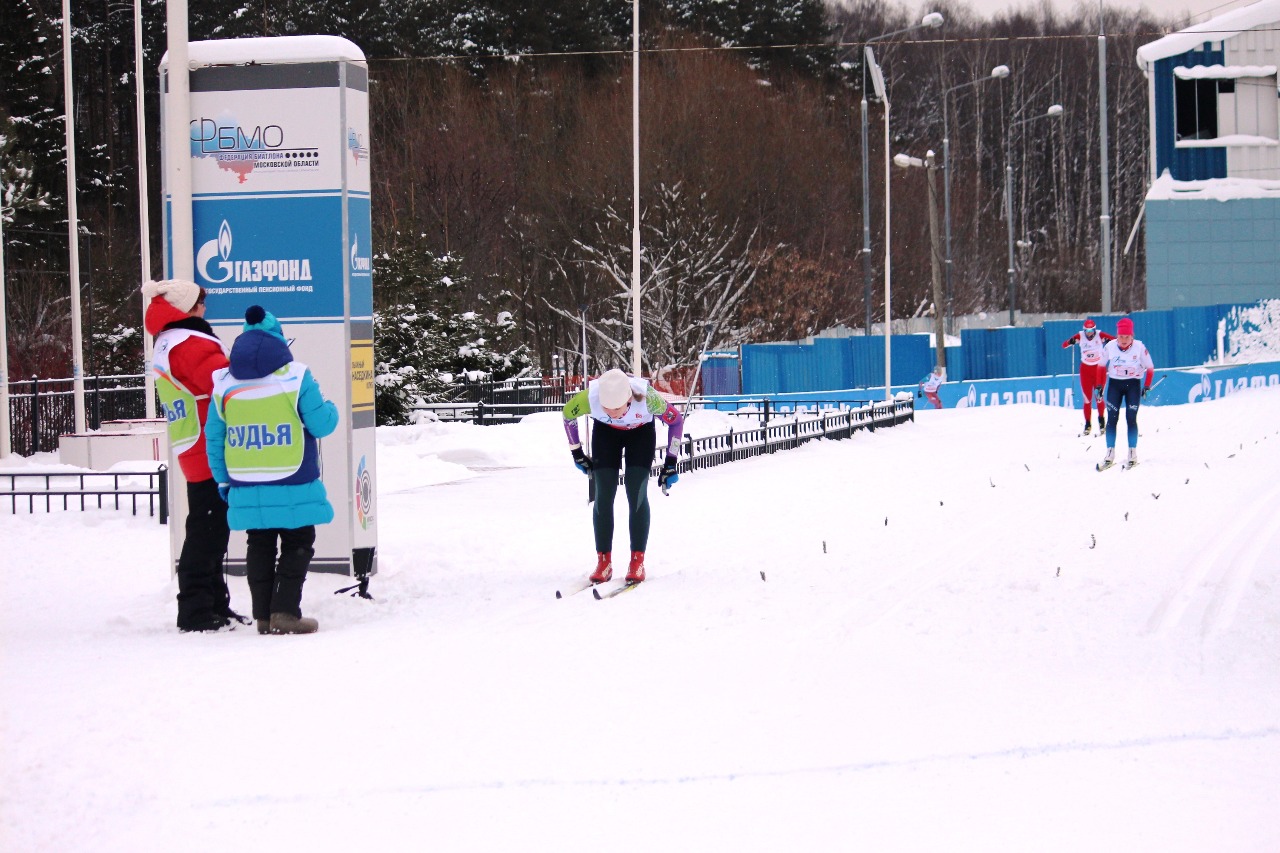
[161,36,376,579]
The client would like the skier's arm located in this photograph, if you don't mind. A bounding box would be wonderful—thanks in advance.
[1062,333,1078,349]
[1142,347,1155,388]
[562,390,591,447]
[645,387,684,457]
[1100,331,1116,343]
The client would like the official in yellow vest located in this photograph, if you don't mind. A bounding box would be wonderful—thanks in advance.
[144,278,242,632]
[207,306,339,635]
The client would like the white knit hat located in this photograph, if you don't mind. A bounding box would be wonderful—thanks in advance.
[597,369,634,408]
[141,278,203,314]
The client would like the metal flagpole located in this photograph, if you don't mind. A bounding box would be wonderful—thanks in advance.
[1099,1,1113,313]
[135,0,156,418]
[164,0,194,280]
[0,209,10,457]
[62,0,87,433]
[630,0,642,375]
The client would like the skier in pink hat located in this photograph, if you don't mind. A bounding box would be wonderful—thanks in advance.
[1096,317,1154,470]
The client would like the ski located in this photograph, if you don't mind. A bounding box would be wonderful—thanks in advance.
[1096,459,1115,472]
[593,581,642,600]
[555,578,597,599]
[1123,460,1139,471]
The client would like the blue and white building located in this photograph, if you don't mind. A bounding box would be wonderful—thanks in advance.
[1138,0,1280,309]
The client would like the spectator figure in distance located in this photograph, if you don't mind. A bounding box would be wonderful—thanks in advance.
[562,369,684,586]
[1062,318,1114,435]
[145,278,243,633]
[917,365,945,409]
[206,306,339,635]
[1098,316,1154,470]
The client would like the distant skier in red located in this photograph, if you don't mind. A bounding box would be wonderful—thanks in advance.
[1062,319,1114,434]
[917,365,945,409]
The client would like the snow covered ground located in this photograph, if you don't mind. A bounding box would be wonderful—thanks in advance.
[3,391,1279,851]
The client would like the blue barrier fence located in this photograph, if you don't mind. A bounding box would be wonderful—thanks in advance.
[705,359,1280,413]
[725,301,1268,396]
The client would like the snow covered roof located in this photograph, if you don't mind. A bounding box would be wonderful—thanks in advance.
[161,36,365,69]
[1146,169,1280,200]
[1173,64,1278,78]
[1136,0,1280,69]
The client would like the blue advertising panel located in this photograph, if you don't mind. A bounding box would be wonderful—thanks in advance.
[192,194,346,320]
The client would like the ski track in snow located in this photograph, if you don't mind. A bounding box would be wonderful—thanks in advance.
[1145,481,1280,639]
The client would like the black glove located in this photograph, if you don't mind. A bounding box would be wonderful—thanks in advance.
[1142,385,1150,400]
[658,457,679,492]
[571,446,592,475]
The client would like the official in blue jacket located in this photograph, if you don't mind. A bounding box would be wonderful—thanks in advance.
[206,306,339,635]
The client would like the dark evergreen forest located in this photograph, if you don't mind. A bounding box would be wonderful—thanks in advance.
[0,0,1182,379]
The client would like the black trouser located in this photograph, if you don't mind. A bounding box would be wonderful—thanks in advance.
[590,420,656,554]
[245,526,316,620]
[1104,377,1142,449]
[175,478,231,629]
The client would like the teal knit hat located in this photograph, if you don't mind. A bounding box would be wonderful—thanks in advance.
[243,305,286,341]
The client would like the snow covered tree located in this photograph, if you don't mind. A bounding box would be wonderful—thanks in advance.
[663,0,836,77]
[373,237,533,425]
[546,183,776,379]
[1,110,50,222]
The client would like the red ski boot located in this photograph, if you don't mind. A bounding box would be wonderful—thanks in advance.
[590,552,612,584]
[625,551,646,584]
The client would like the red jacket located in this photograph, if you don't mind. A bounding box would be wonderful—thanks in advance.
[145,296,229,482]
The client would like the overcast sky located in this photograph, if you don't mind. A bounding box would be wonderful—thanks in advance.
[958,0,1256,23]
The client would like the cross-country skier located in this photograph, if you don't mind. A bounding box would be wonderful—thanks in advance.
[1062,318,1115,434]
[562,368,684,585]
[917,365,945,409]
[1098,316,1154,470]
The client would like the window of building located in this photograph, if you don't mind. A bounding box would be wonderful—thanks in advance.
[1175,77,1220,140]
[1174,65,1279,146]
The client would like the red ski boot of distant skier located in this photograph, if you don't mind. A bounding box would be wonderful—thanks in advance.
[590,552,612,584]
[625,551,646,584]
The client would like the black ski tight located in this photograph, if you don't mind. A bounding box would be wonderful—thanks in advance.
[591,466,651,554]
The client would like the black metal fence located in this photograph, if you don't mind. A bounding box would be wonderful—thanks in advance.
[670,398,914,476]
[1,466,168,522]
[6,374,150,456]
[452,375,571,406]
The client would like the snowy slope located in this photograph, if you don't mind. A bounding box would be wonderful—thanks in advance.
[2,392,1279,851]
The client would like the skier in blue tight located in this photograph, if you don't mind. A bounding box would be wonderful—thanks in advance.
[1098,316,1154,470]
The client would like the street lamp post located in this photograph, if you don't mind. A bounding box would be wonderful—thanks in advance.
[859,13,943,335]
[894,151,946,375]
[942,64,1009,336]
[1005,104,1064,327]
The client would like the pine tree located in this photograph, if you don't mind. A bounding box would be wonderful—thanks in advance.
[373,237,532,425]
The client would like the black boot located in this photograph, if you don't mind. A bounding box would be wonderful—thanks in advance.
[269,526,317,620]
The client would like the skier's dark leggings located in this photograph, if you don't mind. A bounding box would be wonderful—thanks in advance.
[1104,377,1142,449]
[590,420,656,554]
